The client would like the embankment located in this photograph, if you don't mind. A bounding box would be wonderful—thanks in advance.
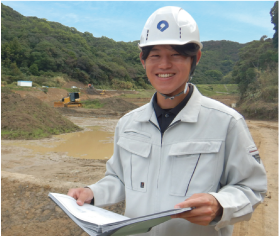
[1,171,125,236]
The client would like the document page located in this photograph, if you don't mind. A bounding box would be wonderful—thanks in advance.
[50,193,129,225]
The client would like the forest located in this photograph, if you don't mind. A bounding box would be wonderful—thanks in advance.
[1,2,278,95]
[1,3,244,89]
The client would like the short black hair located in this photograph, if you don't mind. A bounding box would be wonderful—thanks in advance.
[140,43,200,76]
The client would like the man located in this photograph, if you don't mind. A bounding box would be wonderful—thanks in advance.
[68,6,267,236]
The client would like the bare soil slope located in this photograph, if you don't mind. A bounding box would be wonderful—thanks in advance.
[1,92,81,139]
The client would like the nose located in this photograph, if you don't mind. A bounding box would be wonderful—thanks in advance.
[158,56,172,69]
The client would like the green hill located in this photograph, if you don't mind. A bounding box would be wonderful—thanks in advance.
[1,3,244,88]
[193,40,245,84]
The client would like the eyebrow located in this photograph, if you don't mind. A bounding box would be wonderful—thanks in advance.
[150,47,176,52]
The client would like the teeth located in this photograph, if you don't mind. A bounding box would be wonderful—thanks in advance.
[157,74,174,78]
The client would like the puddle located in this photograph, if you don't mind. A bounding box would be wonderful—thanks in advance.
[52,128,114,159]
[2,127,114,159]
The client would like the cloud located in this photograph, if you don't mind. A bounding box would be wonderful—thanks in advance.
[78,15,142,41]
[225,12,273,31]
[61,13,80,23]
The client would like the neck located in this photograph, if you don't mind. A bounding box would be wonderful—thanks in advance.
[156,86,189,109]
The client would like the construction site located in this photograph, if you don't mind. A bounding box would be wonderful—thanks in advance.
[1,81,278,236]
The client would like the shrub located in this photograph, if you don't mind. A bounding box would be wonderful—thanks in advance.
[261,85,278,102]
[112,79,134,90]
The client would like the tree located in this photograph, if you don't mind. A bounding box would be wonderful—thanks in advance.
[232,35,277,98]
[29,64,40,75]
[205,70,223,82]
[270,1,278,48]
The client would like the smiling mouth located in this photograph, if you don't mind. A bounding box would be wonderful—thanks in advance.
[157,73,175,78]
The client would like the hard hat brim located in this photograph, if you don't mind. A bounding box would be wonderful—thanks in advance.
[138,40,203,50]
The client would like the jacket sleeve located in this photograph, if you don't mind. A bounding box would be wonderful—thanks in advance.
[209,117,267,230]
[87,122,126,207]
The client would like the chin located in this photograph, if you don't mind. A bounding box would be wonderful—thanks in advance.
[157,87,177,96]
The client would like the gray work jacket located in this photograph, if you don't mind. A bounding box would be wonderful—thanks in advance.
[89,85,267,236]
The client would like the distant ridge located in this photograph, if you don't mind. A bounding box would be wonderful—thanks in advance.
[1,3,244,86]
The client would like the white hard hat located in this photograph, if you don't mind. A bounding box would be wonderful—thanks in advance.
[139,6,203,49]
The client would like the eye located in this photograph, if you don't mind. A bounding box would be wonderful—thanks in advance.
[150,54,159,58]
[172,53,181,56]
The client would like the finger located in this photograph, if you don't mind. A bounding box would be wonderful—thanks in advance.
[172,208,199,219]
[171,207,197,219]
[77,188,94,206]
[67,188,78,199]
[171,211,212,226]
[183,214,213,226]
[76,192,88,206]
[175,194,211,209]
[174,198,200,209]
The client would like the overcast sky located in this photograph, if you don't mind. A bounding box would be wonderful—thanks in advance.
[2,1,276,44]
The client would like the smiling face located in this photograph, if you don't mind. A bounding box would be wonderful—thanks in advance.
[140,45,199,97]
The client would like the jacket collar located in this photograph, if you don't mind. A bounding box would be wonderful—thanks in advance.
[135,84,202,123]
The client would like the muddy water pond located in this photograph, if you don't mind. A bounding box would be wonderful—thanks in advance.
[5,127,114,160]
[52,128,114,159]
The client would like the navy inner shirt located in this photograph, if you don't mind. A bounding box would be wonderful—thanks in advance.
[152,84,193,134]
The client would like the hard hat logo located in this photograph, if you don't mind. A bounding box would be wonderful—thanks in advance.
[157,20,169,32]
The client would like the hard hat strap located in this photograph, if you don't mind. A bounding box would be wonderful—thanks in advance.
[159,83,188,100]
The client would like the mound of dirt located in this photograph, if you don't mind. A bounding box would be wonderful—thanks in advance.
[100,97,138,112]
[55,97,139,118]
[1,93,82,140]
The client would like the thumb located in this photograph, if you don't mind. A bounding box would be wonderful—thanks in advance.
[76,196,86,206]
[174,201,191,209]
[76,188,93,206]
[76,192,89,206]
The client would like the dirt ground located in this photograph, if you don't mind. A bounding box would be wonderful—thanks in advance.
[1,89,278,236]
[232,120,278,236]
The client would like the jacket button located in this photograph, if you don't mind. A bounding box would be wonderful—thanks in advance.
[165,114,169,118]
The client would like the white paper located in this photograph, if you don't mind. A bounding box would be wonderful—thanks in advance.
[50,193,129,225]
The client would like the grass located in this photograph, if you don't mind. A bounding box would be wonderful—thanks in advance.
[64,88,81,93]
[1,129,50,139]
[1,127,81,140]
[4,85,35,91]
[81,99,104,109]
[117,89,156,99]
[196,84,239,96]
[115,85,239,98]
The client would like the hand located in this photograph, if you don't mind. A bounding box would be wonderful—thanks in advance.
[171,193,223,226]
[67,187,94,206]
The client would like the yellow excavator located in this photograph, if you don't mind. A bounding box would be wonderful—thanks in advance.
[54,92,82,108]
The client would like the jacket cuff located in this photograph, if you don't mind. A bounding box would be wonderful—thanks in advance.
[84,187,94,205]
[86,184,106,207]
[208,192,252,231]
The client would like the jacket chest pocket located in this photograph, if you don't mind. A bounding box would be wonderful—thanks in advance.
[117,137,151,193]
[168,141,222,197]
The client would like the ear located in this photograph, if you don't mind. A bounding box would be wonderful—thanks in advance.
[139,52,145,69]
[196,50,202,65]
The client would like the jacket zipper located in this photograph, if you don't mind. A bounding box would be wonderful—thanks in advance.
[149,119,182,191]
[161,120,181,146]
[149,120,161,190]
[149,120,160,132]
[149,120,181,145]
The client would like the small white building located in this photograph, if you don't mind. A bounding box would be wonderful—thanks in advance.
[17,81,32,87]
